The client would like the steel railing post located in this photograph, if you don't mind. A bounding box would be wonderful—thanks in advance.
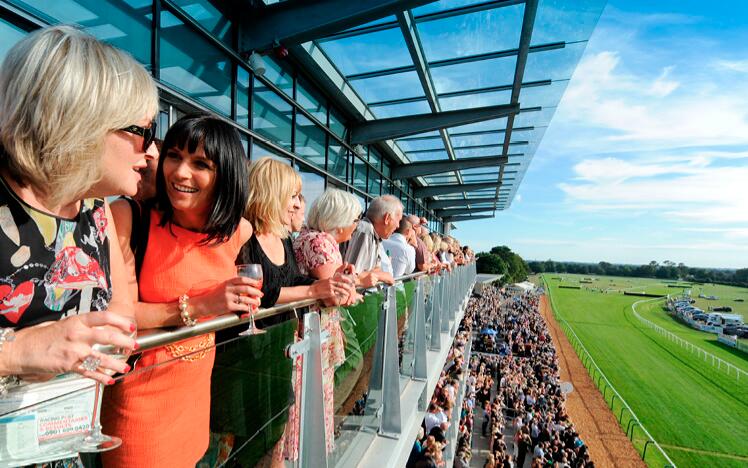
[412,278,428,381]
[430,274,442,351]
[379,286,402,436]
[297,311,328,467]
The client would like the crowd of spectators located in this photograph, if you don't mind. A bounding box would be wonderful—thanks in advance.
[473,286,594,468]
[407,282,594,468]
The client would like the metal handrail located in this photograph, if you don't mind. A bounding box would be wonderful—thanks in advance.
[129,271,430,353]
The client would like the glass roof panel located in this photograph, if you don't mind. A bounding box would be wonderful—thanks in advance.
[447,117,507,134]
[461,167,499,176]
[425,174,458,184]
[412,0,481,16]
[373,100,431,119]
[408,150,450,162]
[463,174,498,183]
[319,28,413,76]
[514,107,557,127]
[431,55,516,94]
[524,41,587,82]
[532,0,607,46]
[354,71,425,103]
[519,80,568,108]
[418,3,525,62]
[397,139,446,152]
[455,146,501,158]
[436,194,466,200]
[451,133,503,148]
[440,89,511,111]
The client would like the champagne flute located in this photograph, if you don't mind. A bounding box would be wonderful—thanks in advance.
[76,320,137,453]
[236,264,265,335]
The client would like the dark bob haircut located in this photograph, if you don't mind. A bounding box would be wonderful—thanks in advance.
[155,113,248,245]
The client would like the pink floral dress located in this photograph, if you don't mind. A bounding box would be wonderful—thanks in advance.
[276,228,346,459]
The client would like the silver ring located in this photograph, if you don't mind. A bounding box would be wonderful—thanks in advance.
[80,355,101,372]
[235,294,242,304]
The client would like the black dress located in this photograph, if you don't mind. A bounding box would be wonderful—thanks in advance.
[236,235,314,309]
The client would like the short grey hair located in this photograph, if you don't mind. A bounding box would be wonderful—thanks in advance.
[0,25,158,206]
[366,194,402,222]
[307,188,363,233]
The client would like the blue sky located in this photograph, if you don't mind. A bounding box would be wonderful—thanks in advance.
[455,0,748,269]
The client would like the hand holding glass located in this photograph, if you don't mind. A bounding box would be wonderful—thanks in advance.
[236,264,265,335]
[75,320,137,453]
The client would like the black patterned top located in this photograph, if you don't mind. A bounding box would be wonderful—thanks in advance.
[0,176,112,328]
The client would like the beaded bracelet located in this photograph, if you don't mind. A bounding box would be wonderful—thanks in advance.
[178,294,197,327]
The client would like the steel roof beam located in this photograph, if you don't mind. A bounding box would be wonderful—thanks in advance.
[350,103,519,144]
[346,42,564,81]
[437,207,496,217]
[443,214,495,223]
[368,79,551,108]
[392,156,508,179]
[494,0,538,209]
[427,197,502,209]
[414,182,501,198]
[239,0,436,52]
[397,126,535,142]
[319,0,524,42]
[396,10,465,189]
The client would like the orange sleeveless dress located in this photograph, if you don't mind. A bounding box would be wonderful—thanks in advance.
[101,211,246,468]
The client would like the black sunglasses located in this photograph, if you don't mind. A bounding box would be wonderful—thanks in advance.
[119,121,157,152]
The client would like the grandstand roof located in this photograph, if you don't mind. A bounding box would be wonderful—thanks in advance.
[280,0,607,222]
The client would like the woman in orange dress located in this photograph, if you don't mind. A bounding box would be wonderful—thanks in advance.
[101,114,263,467]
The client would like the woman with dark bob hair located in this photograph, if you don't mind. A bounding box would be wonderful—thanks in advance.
[102,113,263,467]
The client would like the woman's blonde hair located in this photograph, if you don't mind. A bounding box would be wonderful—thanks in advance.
[420,231,434,251]
[431,234,442,252]
[306,188,362,233]
[0,25,158,206]
[245,157,301,237]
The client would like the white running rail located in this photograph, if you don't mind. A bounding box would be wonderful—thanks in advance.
[631,298,748,383]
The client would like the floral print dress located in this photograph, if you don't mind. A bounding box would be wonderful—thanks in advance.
[280,227,346,458]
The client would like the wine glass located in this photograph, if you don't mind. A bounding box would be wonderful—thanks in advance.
[75,321,137,453]
[236,264,265,335]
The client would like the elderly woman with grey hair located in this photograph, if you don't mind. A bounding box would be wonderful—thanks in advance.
[290,188,376,456]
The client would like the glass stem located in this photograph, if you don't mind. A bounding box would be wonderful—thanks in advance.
[90,381,103,437]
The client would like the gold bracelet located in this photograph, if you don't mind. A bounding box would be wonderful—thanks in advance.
[178,294,197,327]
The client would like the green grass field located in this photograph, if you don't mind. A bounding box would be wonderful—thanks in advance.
[542,274,748,468]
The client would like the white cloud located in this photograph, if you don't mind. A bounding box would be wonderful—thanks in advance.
[556,50,748,151]
[648,66,680,97]
[559,156,748,225]
[715,59,748,73]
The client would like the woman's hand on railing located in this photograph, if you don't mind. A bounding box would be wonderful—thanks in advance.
[311,274,356,304]
[192,276,263,317]
[1,312,137,385]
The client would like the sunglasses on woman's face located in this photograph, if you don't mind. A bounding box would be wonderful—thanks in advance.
[119,121,157,152]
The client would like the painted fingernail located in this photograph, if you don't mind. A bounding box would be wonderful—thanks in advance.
[133,342,140,350]
[130,323,136,332]
[124,365,131,373]
[107,378,115,385]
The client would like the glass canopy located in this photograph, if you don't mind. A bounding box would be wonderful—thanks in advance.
[314,0,606,219]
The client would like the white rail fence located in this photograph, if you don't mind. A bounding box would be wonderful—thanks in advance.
[631,298,748,383]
